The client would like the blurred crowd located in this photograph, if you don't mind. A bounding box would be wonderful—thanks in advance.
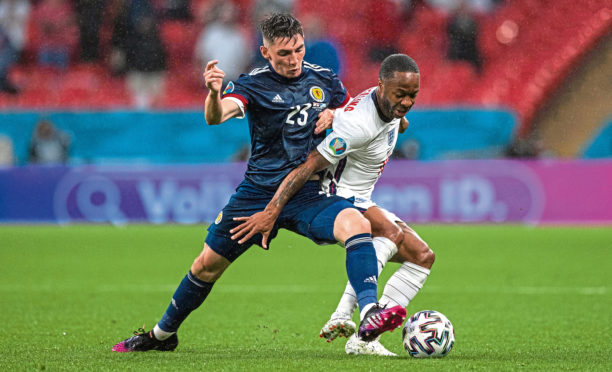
[0,117,71,166]
[0,0,527,165]
[0,0,606,164]
[0,0,506,108]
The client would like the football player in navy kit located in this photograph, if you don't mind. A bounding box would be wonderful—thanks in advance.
[112,13,405,353]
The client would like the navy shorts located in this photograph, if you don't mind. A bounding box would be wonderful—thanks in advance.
[206,180,355,262]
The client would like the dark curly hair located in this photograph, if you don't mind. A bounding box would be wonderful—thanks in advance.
[259,13,304,44]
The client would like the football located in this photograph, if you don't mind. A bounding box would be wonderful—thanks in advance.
[402,310,455,358]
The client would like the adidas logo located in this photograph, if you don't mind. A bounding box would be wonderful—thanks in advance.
[272,94,284,103]
[364,275,377,284]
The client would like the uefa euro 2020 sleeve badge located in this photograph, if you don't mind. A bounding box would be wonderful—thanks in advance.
[329,137,347,155]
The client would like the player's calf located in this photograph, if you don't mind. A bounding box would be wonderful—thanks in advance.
[393,224,435,269]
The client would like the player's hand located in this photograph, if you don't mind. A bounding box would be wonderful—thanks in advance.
[399,117,410,133]
[203,60,225,94]
[314,109,334,134]
[230,210,277,249]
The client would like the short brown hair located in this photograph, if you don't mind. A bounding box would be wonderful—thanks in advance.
[260,13,304,44]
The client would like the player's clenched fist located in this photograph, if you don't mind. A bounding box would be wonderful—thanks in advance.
[314,109,334,134]
[203,60,225,93]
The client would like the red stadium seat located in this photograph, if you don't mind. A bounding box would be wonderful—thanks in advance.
[161,20,199,70]
[3,0,610,122]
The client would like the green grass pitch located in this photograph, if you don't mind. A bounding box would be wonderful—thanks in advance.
[1,225,610,371]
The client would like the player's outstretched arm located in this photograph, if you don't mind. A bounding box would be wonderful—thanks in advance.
[231,150,332,248]
[204,60,241,125]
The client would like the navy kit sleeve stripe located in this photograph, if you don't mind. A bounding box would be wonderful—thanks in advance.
[335,93,351,109]
[223,93,248,108]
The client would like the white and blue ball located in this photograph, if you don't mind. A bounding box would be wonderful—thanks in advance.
[402,310,455,358]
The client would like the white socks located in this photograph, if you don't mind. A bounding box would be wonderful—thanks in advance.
[359,303,376,321]
[332,237,431,319]
[153,324,175,341]
[372,237,399,271]
[334,237,398,317]
[379,262,430,308]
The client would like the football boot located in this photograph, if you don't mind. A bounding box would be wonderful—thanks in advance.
[358,304,406,342]
[345,334,397,356]
[319,311,356,342]
[112,327,178,352]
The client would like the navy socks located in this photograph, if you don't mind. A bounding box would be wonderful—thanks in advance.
[345,233,378,312]
[156,235,377,332]
[157,271,214,333]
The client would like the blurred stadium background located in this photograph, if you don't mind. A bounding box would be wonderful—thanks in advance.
[0,0,610,224]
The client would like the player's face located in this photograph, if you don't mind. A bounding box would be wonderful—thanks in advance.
[378,72,420,119]
[260,34,305,79]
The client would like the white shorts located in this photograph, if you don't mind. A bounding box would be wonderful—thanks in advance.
[354,199,403,224]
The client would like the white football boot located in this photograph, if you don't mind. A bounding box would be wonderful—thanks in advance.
[319,311,356,342]
[345,334,397,356]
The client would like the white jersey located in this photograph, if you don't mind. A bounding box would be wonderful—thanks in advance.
[317,87,400,208]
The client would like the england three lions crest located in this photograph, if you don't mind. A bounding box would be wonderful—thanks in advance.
[388,130,396,146]
[309,86,325,102]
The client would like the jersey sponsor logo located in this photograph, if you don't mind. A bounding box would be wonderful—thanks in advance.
[272,94,284,103]
[215,211,223,224]
[329,137,347,155]
[222,81,234,95]
[309,86,325,102]
[312,102,328,111]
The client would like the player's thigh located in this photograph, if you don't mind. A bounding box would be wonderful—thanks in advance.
[206,183,279,259]
[363,205,403,245]
[283,186,355,245]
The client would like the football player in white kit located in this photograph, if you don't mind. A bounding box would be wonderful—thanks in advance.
[231,54,434,356]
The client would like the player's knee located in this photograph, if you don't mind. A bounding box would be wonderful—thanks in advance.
[190,247,228,282]
[397,236,435,269]
[191,258,223,282]
[415,242,435,269]
[334,208,371,242]
[345,208,371,233]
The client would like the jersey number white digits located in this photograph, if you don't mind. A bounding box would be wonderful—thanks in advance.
[285,104,312,126]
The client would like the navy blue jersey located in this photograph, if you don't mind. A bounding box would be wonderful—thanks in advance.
[221,61,350,190]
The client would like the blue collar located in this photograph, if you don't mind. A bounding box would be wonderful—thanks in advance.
[371,89,393,123]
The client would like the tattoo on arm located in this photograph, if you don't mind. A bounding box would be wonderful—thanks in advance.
[267,151,332,213]
[271,166,310,210]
